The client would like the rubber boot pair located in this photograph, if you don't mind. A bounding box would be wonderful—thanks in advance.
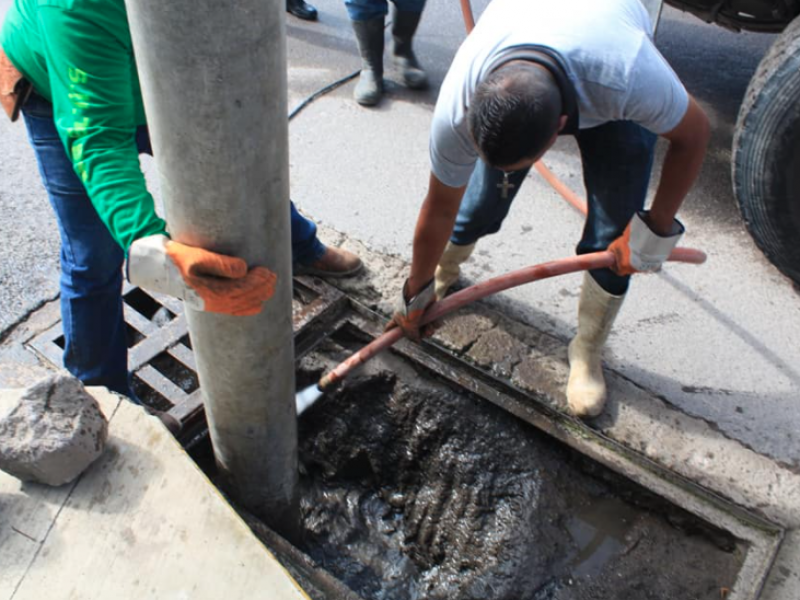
[351,11,428,106]
[434,243,624,418]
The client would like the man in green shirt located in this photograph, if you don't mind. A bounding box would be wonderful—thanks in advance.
[1,0,361,398]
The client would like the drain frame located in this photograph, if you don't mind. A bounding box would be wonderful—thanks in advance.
[26,276,785,599]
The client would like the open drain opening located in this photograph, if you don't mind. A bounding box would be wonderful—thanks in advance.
[191,331,743,600]
[123,286,177,323]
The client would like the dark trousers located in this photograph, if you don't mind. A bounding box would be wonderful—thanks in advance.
[450,120,657,296]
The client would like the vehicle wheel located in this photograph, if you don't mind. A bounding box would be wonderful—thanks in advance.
[733,15,800,286]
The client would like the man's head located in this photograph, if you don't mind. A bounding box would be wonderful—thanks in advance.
[468,61,564,170]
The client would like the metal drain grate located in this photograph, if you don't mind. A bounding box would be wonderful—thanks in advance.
[27,277,346,424]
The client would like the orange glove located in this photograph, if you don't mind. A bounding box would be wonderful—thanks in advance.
[386,278,435,342]
[127,234,276,317]
[608,211,685,276]
[165,241,276,316]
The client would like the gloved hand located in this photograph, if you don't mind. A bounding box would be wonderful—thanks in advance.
[608,211,685,276]
[385,278,436,342]
[127,234,277,316]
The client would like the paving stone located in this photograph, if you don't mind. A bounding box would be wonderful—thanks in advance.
[431,308,497,353]
[487,313,565,359]
[466,327,530,378]
[511,352,569,411]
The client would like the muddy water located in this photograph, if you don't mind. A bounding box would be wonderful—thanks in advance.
[295,341,742,600]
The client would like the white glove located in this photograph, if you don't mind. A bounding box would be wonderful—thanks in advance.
[609,211,685,274]
[386,278,436,342]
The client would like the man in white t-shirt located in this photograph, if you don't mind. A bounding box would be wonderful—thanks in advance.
[389,0,710,418]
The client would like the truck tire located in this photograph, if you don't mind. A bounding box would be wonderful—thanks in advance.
[733,15,800,286]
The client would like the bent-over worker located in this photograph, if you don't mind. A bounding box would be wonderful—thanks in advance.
[389,0,710,417]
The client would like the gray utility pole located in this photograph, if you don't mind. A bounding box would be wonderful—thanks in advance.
[125,0,298,531]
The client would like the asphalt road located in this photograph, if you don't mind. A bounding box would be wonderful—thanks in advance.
[1,1,798,468]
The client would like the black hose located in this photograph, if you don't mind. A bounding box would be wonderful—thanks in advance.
[288,70,359,121]
[287,21,392,121]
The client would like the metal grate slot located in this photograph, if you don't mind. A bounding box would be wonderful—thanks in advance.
[150,350,199,395]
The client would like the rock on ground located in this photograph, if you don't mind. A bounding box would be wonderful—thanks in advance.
[0,373,108,486]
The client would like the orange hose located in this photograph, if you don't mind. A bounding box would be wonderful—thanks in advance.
[533,161,588,215]
[459,0,476,34]
[317,247,706,390]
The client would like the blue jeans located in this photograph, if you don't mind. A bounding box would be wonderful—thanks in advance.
[345,0,425,21]
[291,203,326,266]
[451,120,657,296]
[22,93,325,397]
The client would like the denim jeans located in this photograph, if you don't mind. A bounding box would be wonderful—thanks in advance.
[345,0,425,21]
[291,203,326,266]
[22,93,325,397]
[451,120,657,296]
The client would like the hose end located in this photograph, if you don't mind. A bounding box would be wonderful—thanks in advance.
[296,384,324,416]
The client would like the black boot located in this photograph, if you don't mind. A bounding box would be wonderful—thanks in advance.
[391,10,428,89]
[287,0,317,21]
[351,18,385,106]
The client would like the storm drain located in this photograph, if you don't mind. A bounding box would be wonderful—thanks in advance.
[27,277,346,425]
[26,276,784,600]
[272,304,783,600]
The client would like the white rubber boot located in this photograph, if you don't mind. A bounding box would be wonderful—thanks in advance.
[434,241,476,300]
[567,272,625,418]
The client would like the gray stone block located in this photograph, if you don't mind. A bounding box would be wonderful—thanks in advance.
[432,308,497,353]
[0,373,108,486]
[466,328,530,378]
[511,353,569,411]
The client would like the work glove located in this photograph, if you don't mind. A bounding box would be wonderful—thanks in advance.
[127,234,277,317]
[608,211,685,276]
[385,278,436,342]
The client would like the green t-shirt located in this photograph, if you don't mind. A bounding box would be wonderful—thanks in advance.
[1,0,167,252]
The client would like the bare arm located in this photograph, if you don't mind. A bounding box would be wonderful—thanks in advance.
[648,94,710,235]
[406,172,467,298]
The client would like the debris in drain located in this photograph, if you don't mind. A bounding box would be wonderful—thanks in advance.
[293,338,742,600]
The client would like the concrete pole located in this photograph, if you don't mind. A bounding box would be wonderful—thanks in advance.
[125,0,298,530]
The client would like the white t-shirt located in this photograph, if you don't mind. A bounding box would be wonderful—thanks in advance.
[430,0,690,188]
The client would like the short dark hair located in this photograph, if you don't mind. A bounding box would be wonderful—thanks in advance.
[467,63,562,168]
